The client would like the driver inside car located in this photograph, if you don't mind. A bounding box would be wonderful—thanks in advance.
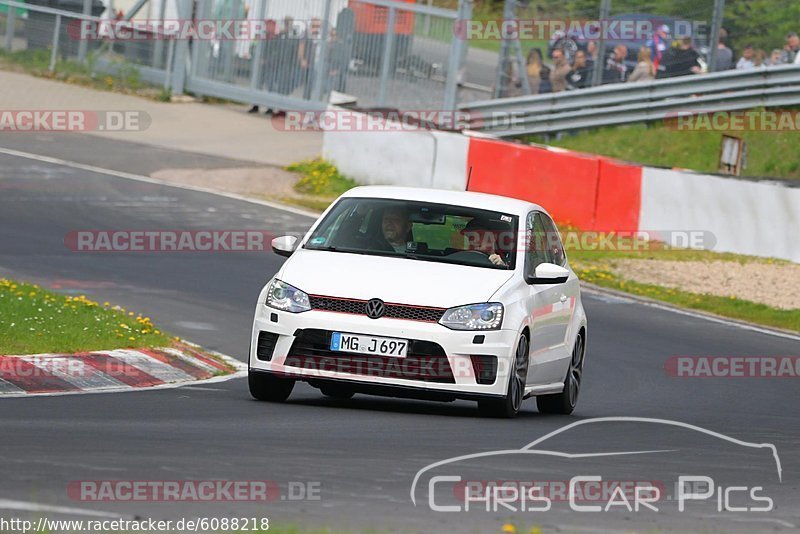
[462,222,509,267]
[379,207,412,253]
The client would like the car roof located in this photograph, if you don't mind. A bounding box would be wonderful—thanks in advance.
[340,186,543,217]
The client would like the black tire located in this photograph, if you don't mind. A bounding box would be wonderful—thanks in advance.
[537,333,584,415]
[249,370,294,402]
[478,334,529,418]
[320,384,355,400]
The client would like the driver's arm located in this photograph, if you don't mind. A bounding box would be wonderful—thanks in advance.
[488,253,507,267]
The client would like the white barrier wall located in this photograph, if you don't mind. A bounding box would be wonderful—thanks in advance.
[639,167,800,263]
[321,113,469,191]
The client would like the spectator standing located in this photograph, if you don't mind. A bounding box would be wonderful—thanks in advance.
[586,40,599,68]
[769,49,783,66]
[754,49,767,68]
[629,47,655,82]
[525,48,544,95]
[662,37,701,77]
[549,48,571,92]
[646,24,671,72]
[736,45,755,69]
[780,32,800,64]
[248,19,279,114]
[538,66,552,94]
[567,50,592,89]
[299,18,323,100]
[714,28,733,71]
[602,44,628,84]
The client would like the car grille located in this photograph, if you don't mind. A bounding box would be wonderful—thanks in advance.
[309,295,446,322]
[284,329,455,383]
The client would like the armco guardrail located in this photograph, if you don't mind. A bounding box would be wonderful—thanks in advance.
[460,65,800,137]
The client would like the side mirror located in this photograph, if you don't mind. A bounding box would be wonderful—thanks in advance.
[271,235,298,258]
[526,262,570,285]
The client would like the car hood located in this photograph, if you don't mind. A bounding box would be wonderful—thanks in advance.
[279,250,515,308]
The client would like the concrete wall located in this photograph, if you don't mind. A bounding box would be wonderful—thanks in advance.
[322,114,469,191]
[640,167,800,263]
[322,120,800,262]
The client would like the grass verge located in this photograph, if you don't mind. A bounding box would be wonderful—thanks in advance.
[281,158,358,212]
[534,119,800,180]
[576,265,799,332]
[566,240,799,332]
[0,48,172,101]
[0,278,172,355]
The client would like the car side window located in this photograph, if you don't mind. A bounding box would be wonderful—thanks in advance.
[540,213,567,267]
[525,212,550,276]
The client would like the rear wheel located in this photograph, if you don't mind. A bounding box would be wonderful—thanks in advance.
[537,333,584,415]
[249,370,294,402]
[478,334,529,418]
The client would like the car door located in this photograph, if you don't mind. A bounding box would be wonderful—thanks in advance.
[524,212,572,386]
[540,213,578,361]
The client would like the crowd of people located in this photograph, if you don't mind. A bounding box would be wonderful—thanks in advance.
[502,27,800,97]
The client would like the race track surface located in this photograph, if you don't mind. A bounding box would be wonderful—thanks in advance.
[0,135,798,533]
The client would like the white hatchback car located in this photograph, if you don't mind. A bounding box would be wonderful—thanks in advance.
[249,186,587,417]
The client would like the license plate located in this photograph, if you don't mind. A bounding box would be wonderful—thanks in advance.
[330,332,408,358]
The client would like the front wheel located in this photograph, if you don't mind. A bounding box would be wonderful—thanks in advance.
[249,370,294,402]
[478,334,529,418]
[537,333,584,415]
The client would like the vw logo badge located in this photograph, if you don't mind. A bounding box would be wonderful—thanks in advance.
[365,298,385,319]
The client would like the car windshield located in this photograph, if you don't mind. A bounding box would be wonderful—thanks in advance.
[303,197,518,270]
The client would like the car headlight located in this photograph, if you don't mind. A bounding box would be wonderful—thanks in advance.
[266,279,311,313]
[439,303,503,330]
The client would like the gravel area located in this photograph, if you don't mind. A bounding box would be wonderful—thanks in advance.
[150,166,300,199]
[611,259,800,310]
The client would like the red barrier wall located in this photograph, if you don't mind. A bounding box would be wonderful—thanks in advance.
[593,158,642,231]
[466,136,642,231]
[466,137,600,228]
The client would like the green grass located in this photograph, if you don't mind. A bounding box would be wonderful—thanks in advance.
[279,159,358,212]
[0,278,172,355]
[288,159,358,197]
[535,119,800,180]
[0,48,164,98]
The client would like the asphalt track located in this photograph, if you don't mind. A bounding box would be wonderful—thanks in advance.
[0,134,798,533]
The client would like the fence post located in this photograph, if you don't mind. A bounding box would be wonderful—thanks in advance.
[152,0,169,69]
[423,0,432,37]
[591,0,611,87]
[170,0,191,93]
[443,0,471,111]
[163,36,175,89]
[377,7,397,106]
[77,0,91,62]
[49,14,61,72]
[249,0,268,89]
[5,3,16,51]
[708,0,725,72]
[310,0,333,102]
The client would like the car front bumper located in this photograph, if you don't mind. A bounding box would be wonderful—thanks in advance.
[249,303,519,398]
